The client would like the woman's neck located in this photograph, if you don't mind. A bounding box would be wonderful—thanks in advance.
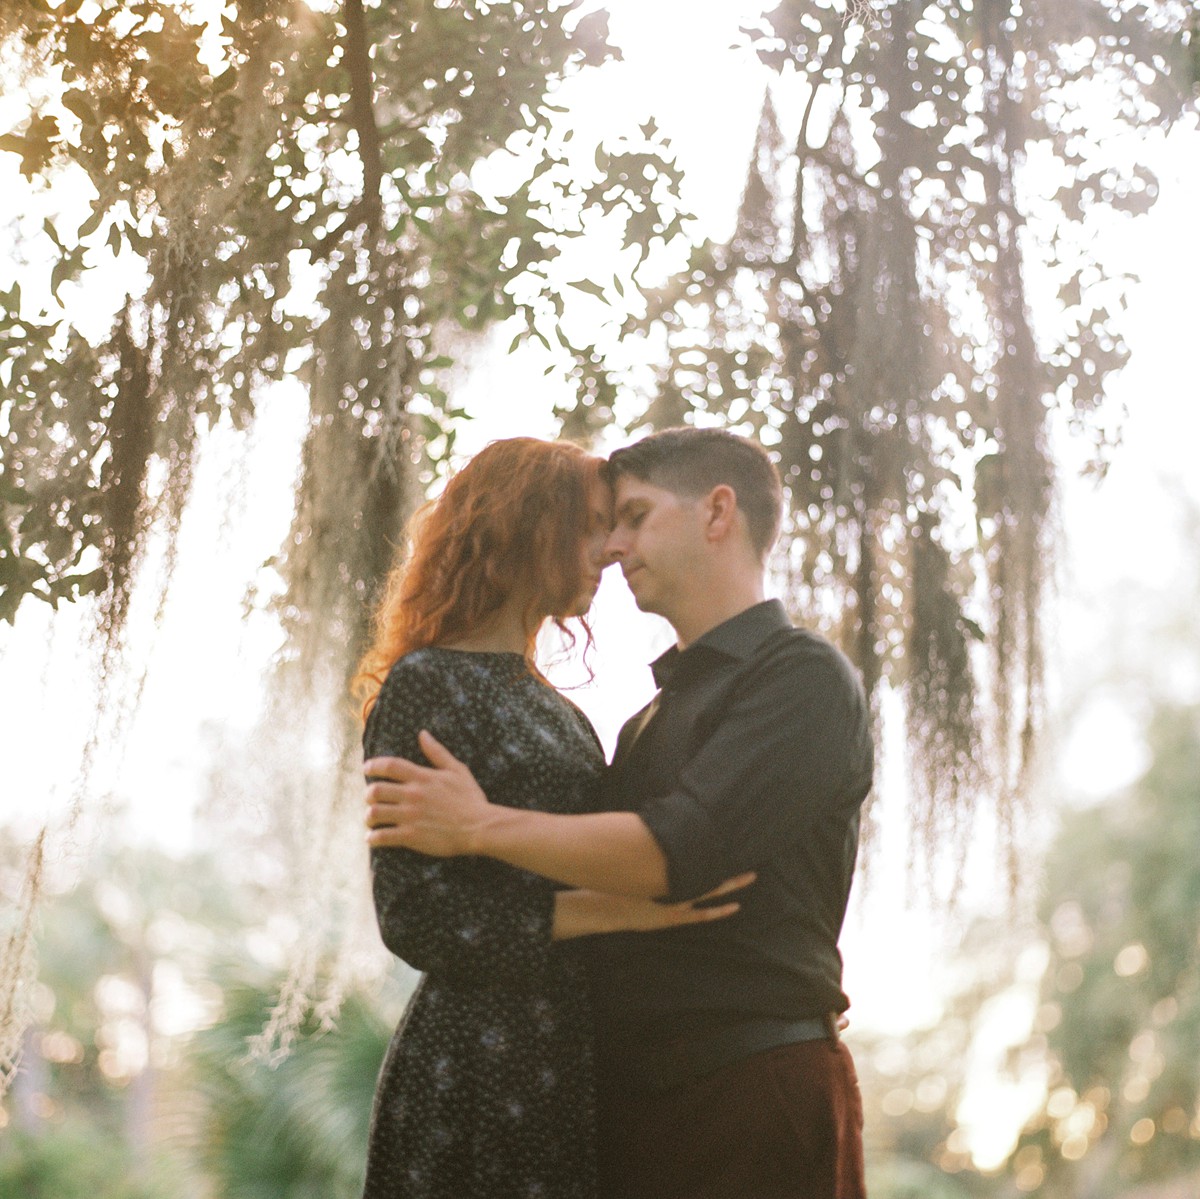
[440,601,537,655]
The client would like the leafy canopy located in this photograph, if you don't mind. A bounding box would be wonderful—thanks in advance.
[0,0,685,672]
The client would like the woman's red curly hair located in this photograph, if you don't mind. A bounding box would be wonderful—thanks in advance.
[353,437,604,719]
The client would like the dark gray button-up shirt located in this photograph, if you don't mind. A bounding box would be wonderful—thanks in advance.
[585,599,874,1046]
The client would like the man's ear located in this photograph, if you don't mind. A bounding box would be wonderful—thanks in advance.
[702,484,739,542]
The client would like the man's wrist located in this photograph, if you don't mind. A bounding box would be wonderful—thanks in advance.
[464,802,516,857]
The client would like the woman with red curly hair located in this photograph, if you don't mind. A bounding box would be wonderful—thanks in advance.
[354,438,745,1199]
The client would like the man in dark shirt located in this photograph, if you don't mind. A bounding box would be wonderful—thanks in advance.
[365,428,872,1199]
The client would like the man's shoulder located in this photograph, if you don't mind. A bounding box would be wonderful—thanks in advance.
[758,623,858,671]
[746,624,868,704]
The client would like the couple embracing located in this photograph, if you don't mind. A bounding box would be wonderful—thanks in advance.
[354,428,872,1199]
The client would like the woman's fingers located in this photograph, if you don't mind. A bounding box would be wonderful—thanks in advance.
[695,871,757,902]
[688,900,741,922]
[656,872,757,927]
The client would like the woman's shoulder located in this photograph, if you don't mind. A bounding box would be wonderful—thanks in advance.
[374,647,526,707]
[366,649,509,759]
[380,645,452,681]
[559,695,605,758]
[538,687,602,738]
[373,647,444,699]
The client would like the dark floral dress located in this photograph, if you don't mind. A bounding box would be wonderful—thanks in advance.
[361,648,605,1199]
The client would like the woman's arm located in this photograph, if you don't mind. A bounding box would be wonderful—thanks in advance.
[365,661,566,984]
[551,872,756,941]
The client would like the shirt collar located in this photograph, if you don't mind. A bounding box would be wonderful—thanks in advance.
[650,599,792,688]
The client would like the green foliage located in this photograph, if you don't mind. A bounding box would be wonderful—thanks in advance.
[866,1157,978,1199]
[0,1120,161,1199]
[617,0,1195,846]
[857,1021,979,1197]
[845,704,1200,1198]
[0,835,401,1197]
[1,842,247,1140]
[182,976,391,1199]
[1012,705,1200,1196]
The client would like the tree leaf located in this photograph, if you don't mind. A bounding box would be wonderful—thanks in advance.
[569,278,606,301]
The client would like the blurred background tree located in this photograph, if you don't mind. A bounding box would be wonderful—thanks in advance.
[0,833,406,1198]
[1007,703,1200,1197]
[850,699,1200,1199]
[182,973,393,1199]
[852,489,1200,1198]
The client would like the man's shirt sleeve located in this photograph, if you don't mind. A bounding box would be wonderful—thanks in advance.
[636,641,871,901]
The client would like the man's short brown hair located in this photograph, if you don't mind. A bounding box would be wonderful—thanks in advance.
[605,427,783,560]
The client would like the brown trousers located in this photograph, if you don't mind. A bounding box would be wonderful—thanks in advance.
[597,1039,866,1199]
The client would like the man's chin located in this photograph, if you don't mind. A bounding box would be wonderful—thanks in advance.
[624,580,657,614]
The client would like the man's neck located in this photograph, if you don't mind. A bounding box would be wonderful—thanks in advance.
[669,577,767,649]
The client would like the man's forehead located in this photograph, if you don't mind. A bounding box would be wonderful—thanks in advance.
[612,475,677,508]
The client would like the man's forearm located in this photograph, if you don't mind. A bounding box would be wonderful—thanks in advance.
[471,808,669,897]
[363,734,669,894]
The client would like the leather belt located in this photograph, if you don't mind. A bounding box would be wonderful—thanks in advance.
[602,1015,840,1094]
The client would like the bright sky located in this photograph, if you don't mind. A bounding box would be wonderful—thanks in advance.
[2,0,1198,1170]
